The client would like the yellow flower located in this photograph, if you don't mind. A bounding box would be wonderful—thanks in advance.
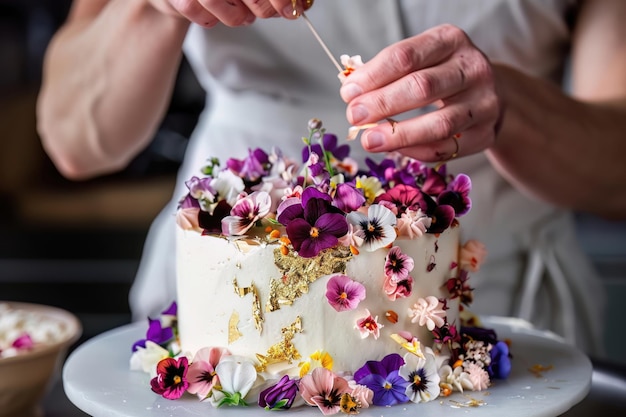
[298,350,334,378]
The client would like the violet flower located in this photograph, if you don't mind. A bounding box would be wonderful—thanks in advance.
[332,181,366,213]
[150,356,189,400]
[438,173,472,217]
[489,340,512,379]
[258,375,299,410]
[425,204,456,234]
[353,353,410,406]
[226,147,269,182]
[365,157,396,186]
[325,274,366,312]
[284,195,348,258]
[132,317,174,352]
[302,133,350,165]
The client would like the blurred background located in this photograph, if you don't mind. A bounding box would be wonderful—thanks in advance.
[1,1,625,415]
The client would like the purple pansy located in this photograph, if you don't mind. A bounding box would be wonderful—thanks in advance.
[302,133,350,164]
[489,340,512,379]
[258,375,299,410]
[284,193,348,258]
[353,353,410,406]
[438,173,472,217]
[226,147,269,182]
[132,317,174,352]
[325,274,366,312]
[332,181,366,213]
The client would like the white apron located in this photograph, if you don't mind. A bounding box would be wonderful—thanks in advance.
[129,0,605,355]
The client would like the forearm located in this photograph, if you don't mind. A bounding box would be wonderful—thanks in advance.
[486,64,626,219]
[37,1,190,179]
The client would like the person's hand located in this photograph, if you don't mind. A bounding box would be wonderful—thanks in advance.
[339,24,504,163]
[147,0,313,27]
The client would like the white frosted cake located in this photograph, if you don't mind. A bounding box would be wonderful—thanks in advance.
[130,119,510,412]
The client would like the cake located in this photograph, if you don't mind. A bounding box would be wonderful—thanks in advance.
[129,119,512,413]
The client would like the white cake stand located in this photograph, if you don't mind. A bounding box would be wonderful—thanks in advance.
[63,316,592,417]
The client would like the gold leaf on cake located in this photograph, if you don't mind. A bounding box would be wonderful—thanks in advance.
[233,278,264,333]
[266,246,352,312]
[228,310,243,344]
[256,316,303,372]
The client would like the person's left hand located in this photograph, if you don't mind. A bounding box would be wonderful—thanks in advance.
[339,24,504,162]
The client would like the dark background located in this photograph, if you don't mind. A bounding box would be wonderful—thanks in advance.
[1,1,625,416]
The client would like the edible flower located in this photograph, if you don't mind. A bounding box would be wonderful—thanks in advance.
[187,347,231,400]
[355,309,383,339]
[131,317,174,352]
[384,246,414,283]
[408,296,447,331]
[258,375,299,410]
[299,367,351,415]
[279,188,348,258]
[325,274,366,312]
[150,356,189,400]
[398,349,441,403]
[214,355,257,407]
[299,350,334,378]
[221,190,272,235]
[353,353,410,406]
[346,204,397,252]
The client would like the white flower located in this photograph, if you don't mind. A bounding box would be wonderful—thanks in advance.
[211,169,245,207]
[408,296,447,331]
[439,364,474,393]
[129,341,170,378]
[214,355,257,400]
[399,348,441,403]
[346,204,397,252]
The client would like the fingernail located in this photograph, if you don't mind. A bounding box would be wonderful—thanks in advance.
[364,131,384,149]
[350,105,368,125]
[341,83,362,101]
[283,5,300,17]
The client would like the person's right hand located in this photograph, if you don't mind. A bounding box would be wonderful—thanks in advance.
[147,0,312,27]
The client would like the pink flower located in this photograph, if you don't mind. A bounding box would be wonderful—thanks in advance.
[187,347,230,400]
[221,191,271,235]
[325,274,366,312]
[150,356,189,400]
[408,296,447,331]
[384,247,414,283]
[383,274,413,300]
[299,367,351,415]
[355,309,383,339]
[466,363,490,391]
[459,240,487,272]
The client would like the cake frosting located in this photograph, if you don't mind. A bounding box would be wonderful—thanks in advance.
[129,118,511,413]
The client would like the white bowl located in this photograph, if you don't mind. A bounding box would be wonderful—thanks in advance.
[0,301,82,417]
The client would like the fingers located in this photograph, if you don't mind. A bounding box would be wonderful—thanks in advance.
[168,0,306,28]
[357,85,499,162]
[340,24,469,101]
[341,23,501,162]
